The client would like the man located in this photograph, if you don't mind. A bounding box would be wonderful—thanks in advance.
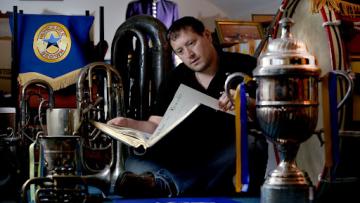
[110,16,267,197]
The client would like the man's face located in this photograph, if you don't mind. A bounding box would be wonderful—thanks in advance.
[170,28,215,72]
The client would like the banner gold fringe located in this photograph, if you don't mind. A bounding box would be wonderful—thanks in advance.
[311,0,360,16]
[18,68,83,91]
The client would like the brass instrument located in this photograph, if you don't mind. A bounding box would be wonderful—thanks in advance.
[111,15,172,120]
[76,62,125,174]
[76,62,126,196]
[19,79,54,142]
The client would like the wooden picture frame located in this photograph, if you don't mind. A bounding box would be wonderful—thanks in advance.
[215,20,264,47]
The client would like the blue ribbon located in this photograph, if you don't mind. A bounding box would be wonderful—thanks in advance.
[328,72,340,178]
[239,83,249,190]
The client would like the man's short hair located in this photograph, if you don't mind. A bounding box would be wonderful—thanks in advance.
[166,16,205,42]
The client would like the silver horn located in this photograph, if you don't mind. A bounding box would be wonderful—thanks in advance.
[76,61,125,193]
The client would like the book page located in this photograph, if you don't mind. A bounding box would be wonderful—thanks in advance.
[148,84,232,146]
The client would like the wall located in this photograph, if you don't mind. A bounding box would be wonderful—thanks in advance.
[0,0,278,59]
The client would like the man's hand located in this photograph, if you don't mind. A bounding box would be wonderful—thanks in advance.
[218,89,235,112]
[107,116,162,134]
[107,117,130,126]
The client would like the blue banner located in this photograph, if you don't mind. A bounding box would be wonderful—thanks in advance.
[10,14,94,90]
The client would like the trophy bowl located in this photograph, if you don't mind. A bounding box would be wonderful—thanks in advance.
[256,77,319,145]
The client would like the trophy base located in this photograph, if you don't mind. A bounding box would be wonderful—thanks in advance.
[261,183,312,203]
[260,161,313,203]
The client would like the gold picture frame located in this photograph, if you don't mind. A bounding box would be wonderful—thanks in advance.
[215,20,264,47]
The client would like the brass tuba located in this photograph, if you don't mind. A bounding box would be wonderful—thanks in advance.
[111,15,172,120]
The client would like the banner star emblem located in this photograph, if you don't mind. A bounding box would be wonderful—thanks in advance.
[44,33,60,49]
[33,22,71,63]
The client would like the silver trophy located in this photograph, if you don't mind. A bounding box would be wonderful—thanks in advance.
[253,18,352,203]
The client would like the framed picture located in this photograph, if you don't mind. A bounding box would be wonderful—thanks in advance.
[215,20,264,47]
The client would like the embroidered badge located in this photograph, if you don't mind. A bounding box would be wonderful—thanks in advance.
[33,22,71,63]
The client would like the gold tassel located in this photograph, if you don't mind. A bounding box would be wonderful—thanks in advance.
[18,69,82,91]
[311,0,340,13]
[339,1,360,16]
[310,0,360,16]
[311,0,329,13]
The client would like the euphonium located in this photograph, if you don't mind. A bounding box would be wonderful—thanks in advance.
[76,61,126,194]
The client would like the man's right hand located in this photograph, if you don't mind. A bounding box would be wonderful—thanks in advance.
[107,116,162,134]
[218,89,235,112]
[107,117,130,126]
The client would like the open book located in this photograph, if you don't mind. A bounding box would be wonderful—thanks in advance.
[91,84,234,150]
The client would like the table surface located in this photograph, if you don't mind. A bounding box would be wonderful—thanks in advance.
[104,196,260,203]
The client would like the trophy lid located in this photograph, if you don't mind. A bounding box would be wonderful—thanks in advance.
[253,18,321,77]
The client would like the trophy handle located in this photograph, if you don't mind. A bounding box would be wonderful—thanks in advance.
[330,70,354,110]
[224,72,252,105]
